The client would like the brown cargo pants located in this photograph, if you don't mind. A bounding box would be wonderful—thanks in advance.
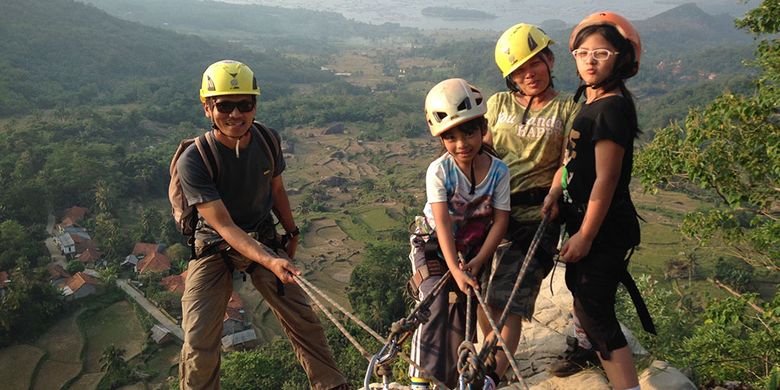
[179,240,346,390]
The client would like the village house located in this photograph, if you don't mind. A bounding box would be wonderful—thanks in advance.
[47,264,71,289]
[160,271,187,295]
[62,271,101,300]
[136,251,171,274]
[150,324,174,345]
[222,292,249,336]
[55,233,76,257]
[159,272,255,349]
[221,328,258,352]
[125,242,171,274]
[55,206,89,234]
[76,247,102,268]
[53,209,93,259]
[221,292,257,351]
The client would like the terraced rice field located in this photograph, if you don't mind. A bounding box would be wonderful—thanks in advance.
[31,309,85,390]
[81,301,145,372]
[0,344,45,390]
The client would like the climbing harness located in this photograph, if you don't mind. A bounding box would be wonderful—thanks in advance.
[287,215,550,388]
[364,271,454,390]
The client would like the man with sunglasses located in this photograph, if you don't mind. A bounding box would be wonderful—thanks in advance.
[176,60,348,390]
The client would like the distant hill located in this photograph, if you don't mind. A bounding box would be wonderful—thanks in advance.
[0,0,333,116]
[634,3,753,52]
[82,0,417,51]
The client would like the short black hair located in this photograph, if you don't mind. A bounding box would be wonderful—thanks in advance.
[442,116,487,137]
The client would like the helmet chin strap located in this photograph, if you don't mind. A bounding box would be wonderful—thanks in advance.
[212,122,252,158]
[469,145,485,195]
[574,60,636,103]
[574,76,620,103]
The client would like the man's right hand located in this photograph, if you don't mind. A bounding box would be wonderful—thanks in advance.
[268,257,301,284]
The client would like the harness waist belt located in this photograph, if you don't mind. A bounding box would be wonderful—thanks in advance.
[511,187,550,206]
[411,258,445,290]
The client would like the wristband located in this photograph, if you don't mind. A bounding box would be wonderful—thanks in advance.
[285,227,300,239]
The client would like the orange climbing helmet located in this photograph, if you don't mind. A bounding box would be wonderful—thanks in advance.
[569,12,641,77]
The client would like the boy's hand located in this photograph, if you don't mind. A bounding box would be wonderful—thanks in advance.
[461,256,485,277]
[453,269,479,295]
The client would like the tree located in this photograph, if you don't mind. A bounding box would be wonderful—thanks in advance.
[157,209,180,246]
[133,207,158,243]
[95,212,121,263]
[94,179,115,215]
[635,0,780,272]
[679,292,780,387]
[346,241,410,332]
[0,260,63,346]
[221,341,305,389]
[66,260,85,274]
[99,263,119,286]
[632,1,780,387]
[0,220,47,270]
[99,345,127,373]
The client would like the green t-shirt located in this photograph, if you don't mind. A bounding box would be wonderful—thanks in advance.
[486,92,580,222]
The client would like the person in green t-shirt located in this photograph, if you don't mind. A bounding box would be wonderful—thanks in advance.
[480,23,586,385]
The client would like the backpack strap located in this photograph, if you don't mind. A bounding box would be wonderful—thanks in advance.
[250,122,281,176]
[199,131,221,179]
[187,132,221,259]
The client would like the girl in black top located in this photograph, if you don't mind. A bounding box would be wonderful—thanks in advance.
[542,12,653,390]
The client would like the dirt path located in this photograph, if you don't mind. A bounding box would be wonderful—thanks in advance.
[116,279,184,341]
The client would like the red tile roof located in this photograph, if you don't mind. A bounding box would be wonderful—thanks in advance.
[224,308,243,322]
[62,206,88,225]
[224,292,245,322]
[136,252,171,274]
[73,235,97,254]
[160,271,188,294]
[132,242,160,257]
[77,248,102,263]
[47,264,71,280]
[66,272,101,292]
[227,292,244,309]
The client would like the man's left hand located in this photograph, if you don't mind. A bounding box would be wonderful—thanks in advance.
[285,235,299,259]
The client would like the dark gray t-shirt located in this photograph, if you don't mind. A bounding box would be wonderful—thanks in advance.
[177,127,286,243]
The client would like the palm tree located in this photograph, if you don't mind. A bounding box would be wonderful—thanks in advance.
[99,264,119,286]
[99,344,126,373]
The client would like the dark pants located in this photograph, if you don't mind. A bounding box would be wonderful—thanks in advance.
[564,244,630,359]
[407,237,476,387]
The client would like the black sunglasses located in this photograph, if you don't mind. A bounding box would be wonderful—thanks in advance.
[214,100,255,113]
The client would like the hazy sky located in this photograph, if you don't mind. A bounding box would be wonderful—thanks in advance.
[227,0,760,30]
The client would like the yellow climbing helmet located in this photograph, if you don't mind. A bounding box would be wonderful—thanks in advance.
[199,60,260,102]
[424,78,487,137]
[495,23,554,78]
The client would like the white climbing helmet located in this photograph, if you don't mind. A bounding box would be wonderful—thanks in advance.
[424,78,487,137]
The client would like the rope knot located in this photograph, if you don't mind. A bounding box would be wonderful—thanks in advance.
[456,341,482,384]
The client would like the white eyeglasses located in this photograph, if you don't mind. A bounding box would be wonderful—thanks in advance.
[571,49,620,61]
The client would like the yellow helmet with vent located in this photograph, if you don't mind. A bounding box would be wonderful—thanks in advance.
[495,23,553,78]
[199,60,260,102]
